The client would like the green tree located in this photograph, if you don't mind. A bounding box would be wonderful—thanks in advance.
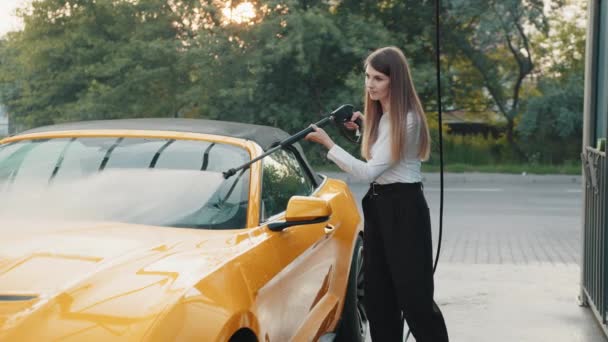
[180,0,393,163]
[1,0,392,149]
[517,2,586,163]
[1,0,581,169]
[0,0,194,130]
[333,0,440,110]
[441,0,564,149]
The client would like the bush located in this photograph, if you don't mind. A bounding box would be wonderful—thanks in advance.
[426,133,513,166]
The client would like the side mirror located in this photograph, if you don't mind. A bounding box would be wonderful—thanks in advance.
[268,196,332,232]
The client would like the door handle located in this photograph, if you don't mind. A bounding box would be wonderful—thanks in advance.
[324,224,335,234]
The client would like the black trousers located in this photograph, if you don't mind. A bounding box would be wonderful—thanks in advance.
[362,182,448,342]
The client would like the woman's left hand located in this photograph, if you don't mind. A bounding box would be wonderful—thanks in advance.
[304,124,335,150]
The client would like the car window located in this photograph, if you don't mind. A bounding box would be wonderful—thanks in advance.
[0,137,250,229]
[261,148,315,221]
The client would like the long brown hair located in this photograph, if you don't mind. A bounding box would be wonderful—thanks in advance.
[361,46,431,162]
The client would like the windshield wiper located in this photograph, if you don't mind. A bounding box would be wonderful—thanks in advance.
[149,140,175,168]
[98,137,123,171]
[6,141,40,186]
[200,143,216,171]
[216,168,246,209]
[48,137,76,183]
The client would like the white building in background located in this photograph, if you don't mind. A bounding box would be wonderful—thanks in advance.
[0,105,8,137]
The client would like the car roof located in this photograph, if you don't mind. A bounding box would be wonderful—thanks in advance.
[17,118,293,151]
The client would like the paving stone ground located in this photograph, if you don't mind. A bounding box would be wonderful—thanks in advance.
[321,172,607,341]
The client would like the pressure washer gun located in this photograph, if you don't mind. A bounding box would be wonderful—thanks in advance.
[223,104,362,179]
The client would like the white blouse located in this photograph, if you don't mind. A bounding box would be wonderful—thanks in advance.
[326,111,422,184]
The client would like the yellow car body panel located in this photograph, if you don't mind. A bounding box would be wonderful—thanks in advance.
[0,128,362,341]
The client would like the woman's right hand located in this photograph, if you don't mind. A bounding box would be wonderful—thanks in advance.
[304,124,335,150]
[344,111,364,131]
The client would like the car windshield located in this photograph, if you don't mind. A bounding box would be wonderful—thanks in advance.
[0,137,250,229]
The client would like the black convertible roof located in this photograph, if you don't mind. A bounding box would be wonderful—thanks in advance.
[18,118,292,150]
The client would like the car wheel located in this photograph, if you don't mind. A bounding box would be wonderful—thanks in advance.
[335,235,367,342]
[228,328,257,342]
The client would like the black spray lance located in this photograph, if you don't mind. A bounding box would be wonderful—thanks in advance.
[223,104,362,179]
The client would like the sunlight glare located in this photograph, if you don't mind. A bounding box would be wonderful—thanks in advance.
[221,2,256,24]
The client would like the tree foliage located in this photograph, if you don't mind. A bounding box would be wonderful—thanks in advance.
[0,0,201,130]
[441,0,564,147]
[517,4,585,163]
[0,0,583,165]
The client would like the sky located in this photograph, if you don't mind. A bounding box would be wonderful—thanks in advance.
[0,0,28,37]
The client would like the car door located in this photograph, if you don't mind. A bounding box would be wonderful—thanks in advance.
[255,147,340,341]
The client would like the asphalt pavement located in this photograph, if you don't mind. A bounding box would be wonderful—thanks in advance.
[320,172,607,342]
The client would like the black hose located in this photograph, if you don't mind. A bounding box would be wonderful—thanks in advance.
[433,0,445,275]
[404,0,444,340]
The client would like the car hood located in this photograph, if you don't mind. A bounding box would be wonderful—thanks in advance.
[0,219,252,340]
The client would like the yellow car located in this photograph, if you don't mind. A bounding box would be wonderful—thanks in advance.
[0,119,366,342]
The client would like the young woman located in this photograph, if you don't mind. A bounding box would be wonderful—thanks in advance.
[305,46,449,341]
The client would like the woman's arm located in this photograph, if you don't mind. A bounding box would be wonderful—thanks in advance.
[326,132,392,183]
[305,114,392,183]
